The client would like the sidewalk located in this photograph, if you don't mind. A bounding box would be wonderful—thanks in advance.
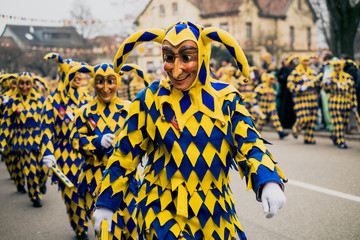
[262,125,360,142]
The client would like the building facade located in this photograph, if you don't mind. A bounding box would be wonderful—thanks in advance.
[135,0,317,73]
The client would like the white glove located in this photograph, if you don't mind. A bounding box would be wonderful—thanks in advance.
[300,85,308,91]
[0,147,4,153]
[93,207,113,233]
[253,105,265,119]
[43,154,57,169]
[261,182,286,218]
[101,134,115,149]
[2,95,8,105]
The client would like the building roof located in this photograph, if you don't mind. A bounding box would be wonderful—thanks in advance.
[1,24,90,49]
[254,0,317,20]
[188,0,241,17]
[135,0,317,24]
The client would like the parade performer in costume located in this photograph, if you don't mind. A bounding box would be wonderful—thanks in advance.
[287,56,319,144]
[0,74,18,180]
[70,63,144,239]
[40,53,91,240]
[93,21,286,240]
[276,56,297,129]
[0,72,45,207]
[252,73,288,139]
[218,65,240,89]
[322,59,358,149]
[236,66,259,111]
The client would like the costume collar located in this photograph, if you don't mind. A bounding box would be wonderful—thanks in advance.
[157,76,237,132]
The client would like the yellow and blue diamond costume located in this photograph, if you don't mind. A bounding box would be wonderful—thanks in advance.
[0,74,18,180]
[287,58,319,143]
[70,63,142,240]
[323,60,358,148]
[40,53,91,237]
[252,74,285,136]
[96,21,286,240]
[0,72,45,203]
[236,66,259,111]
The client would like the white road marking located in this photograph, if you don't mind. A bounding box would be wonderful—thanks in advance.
[288,179,360,203]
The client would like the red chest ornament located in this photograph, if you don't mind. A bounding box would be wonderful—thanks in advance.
[59,106,66,118]
[171,115,179,130]
[89,117,97,128]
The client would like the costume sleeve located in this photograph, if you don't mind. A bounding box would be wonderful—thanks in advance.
[70,107,104,157]
[322,78,332,93]
[350,77,358,109]
[287,70,301,94]
[40,96,55,157]
[0,100,14,149]
[34,96,45,148]
[96,98,148,212]
[231,94,285,201]
[251,86,260,106]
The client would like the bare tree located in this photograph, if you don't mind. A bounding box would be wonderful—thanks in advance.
[312,0,360,58]
[70,0,96,39]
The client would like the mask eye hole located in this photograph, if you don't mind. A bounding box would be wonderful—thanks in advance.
[164,54,175,63]
[96,78,104,85]
[181,55,190,63]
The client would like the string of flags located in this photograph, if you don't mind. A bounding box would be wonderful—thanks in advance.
[1,13,124,26]
[0,41,315,54]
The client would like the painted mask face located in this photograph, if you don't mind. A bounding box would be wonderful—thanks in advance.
[268,76,276,86]
[163,40,198,91]
[333,63,341,73]
[302,59,310,68]
[94,74,117,103]
[18,77,32,96]
[11,79,17,89]
[71,73,83,88]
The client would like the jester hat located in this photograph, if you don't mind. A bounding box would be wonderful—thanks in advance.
[0,74,18,92]
[44,52,85,102]
[32,76,50,95]
[65,63,149,94]
[113,21,249,87]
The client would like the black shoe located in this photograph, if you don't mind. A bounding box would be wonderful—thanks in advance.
[338,144,348,149]
[291,130,298,139]
[76,232,89,240]
[17,185,26,193]
[40,184,47,194]
[279,132,289,140]
[330,135,337,146]
[304,140,316,145]
[32,199,42,208]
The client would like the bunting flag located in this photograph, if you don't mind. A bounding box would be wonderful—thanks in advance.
[1,13,124,26]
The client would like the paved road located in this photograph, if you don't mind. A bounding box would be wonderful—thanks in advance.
[0,131,359,240]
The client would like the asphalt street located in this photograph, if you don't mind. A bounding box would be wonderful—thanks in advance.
[0,130,359,240]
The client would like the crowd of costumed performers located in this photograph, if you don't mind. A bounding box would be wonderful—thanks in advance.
[0,19,359,240]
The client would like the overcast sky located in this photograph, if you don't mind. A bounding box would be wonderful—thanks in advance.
[0,0,150,37]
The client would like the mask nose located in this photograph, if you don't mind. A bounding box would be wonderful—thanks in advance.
[172,58,183,79]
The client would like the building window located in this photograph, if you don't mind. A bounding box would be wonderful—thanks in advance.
[172,3,178,15]
[147,61,154,72]
[298,0,302,10]
[290,26,294,50]
[43,32,71,40]
[220,23,228,32]
[246,22,252,41]
[307,27,311,50]
[160,4,165,17]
